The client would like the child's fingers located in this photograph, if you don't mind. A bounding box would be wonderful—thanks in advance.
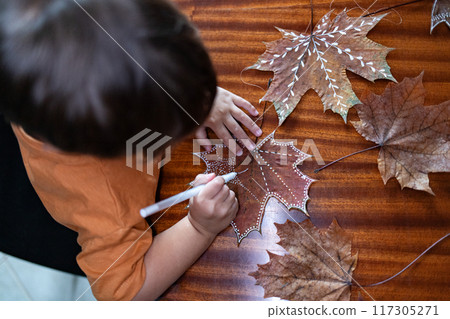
[200,176,225,199]
[192,173,215,187]
[231,107,262,138]
[224,115,256,151]
[195,127,212,152]
[232,200,238,218]
[214,124,243,156]
[232,94,259,117]
[224,194,238,218]
[223,188,236,204]
[215,184,231,203]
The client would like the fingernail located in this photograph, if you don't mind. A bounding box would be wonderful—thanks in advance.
[248,143,256,151]
[237,149,243,156]
[256,129,262,136]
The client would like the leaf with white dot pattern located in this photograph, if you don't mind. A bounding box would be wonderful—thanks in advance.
[194,132,315,245]
[430,0,450,33]
[247,10,396,125]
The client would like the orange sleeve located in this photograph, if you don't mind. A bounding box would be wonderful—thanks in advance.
[11,124,159,300]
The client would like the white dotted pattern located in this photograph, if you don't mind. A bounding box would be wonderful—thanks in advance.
[254,11,390,118]
[194,131,315,244]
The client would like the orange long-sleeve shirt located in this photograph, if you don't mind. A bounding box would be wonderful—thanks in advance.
[12,124,159,300]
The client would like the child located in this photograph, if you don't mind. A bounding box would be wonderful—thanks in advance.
[0,0,262,300]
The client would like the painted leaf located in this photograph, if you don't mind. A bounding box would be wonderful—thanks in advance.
[195,131,314,244]
[351,72,450,194]
[431,0,450,33]
[250,219,357,301]
[248,10,396,124]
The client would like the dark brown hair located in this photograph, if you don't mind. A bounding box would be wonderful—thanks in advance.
[0,0,216,156]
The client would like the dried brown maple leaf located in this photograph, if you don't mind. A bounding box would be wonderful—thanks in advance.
[351,72,450,194]
[248,10,396,124]
[195,132,314,244]
[250,219,357,301]
[431,0,450,33]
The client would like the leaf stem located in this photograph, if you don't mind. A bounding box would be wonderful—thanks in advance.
[362,0,424,17]
[314,144,381,173]
[309,0,314,36]
[361,233,450,287]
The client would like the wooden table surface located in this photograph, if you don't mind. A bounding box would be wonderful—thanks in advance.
[150,0,450,301]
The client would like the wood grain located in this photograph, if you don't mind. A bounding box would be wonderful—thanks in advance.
[150,0,450,301]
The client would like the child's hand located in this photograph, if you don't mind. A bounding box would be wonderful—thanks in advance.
[195,87,263,156]
[188,173,238,237]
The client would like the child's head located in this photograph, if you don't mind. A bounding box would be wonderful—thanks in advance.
[0,0,216,157]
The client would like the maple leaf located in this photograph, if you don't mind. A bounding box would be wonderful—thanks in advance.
[351,72,450,194]
[431,0,450,33]
[195,131,315,245]
[250,219,357,301]
[247,10,396,124]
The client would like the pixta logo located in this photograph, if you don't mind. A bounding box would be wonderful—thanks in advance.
[126,129,172,176]
[192,138,325,166]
